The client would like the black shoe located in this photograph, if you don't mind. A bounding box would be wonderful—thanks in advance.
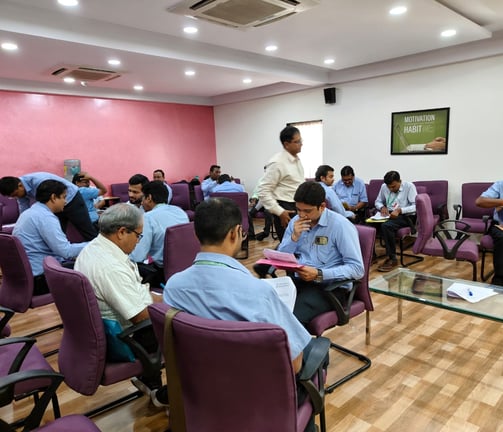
[255,231,269,241]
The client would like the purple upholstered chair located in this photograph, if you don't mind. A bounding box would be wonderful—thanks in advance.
[364,179,383,218]
[0,195,20,234]
[0,234,61,339]
[193,184,204,207]
[43,256,160,417]
[413,194,479,280]
[306,224,376,393]
[0,307,13,338]
[110,183,129,203]
[163,222,200,282]
[0,370,100,431]
[209,192,250,258]
[148,302,328,432]
[453,182,494,233]
[0,337,61,426]
[170,183,195,221]
[413,180,449,223]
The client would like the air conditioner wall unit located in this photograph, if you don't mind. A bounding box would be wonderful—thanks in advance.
[168,0,320,28]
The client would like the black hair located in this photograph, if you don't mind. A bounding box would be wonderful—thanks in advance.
[128,174,149,188]
[217,174,232,184]
[384,170,401,185]
[294,181,326,207]
[0,176,21,196]
[340,166,355,177]
[209,165,221,173]
[315,165,334,181]
[72,173,85,184]
[194,197,241,245]
[36,180,67,203]
[142,180,168,204]
[153,169,165,177]
[279,126,300,145]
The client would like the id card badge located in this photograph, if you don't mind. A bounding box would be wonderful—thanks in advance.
[314,236,328,246]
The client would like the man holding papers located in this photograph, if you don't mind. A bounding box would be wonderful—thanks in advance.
[374,170,417,272]
[278,181,364,327]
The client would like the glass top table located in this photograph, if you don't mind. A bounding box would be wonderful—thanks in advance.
[369,268,503,323]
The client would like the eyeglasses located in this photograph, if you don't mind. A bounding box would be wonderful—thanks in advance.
[127,228,143,241]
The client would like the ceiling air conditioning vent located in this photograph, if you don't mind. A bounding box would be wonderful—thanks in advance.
[168,0,320,28]
[51,66,121,82]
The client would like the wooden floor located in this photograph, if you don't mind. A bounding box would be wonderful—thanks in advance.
[2,222,503,432]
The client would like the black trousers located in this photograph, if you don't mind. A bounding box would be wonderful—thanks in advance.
[273,200,297,241]
[57,192,98,241]
[380,215,412,260]
[489,224,503,286]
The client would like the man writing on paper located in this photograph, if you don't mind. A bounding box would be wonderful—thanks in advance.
[374,170,417,272]
[277,181,364,327]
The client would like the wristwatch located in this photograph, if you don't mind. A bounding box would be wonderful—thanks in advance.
[315,269,323,283]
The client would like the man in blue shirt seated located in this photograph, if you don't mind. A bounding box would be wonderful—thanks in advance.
[72,172,107,226]
[333,165,368,223]
[0,171,98,240]
[128,173,149,208]
[152,169,173,204]
[201,164,221,199]
[212,174,245,193]
[12,180,88,295]
[315,164,348,218]
[476,181,503,286]
[278,181,364,327]
[164,198,322,431]
[129,181,189,287]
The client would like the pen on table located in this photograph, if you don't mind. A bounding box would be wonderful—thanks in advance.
[468,289,473,297]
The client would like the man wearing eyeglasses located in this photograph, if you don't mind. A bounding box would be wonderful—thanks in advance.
[75,203,168,408]
[129,181,189,287]
[277,181,364,327]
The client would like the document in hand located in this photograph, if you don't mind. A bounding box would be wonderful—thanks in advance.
[255,248,304,270]
[263,276,297,311]
[446,282,498,303]
[365,212,389,223]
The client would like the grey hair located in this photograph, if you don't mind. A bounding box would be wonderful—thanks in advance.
[99,203,143,235]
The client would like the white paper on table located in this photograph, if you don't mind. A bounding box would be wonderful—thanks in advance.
[446,282,498,303]
[264,276,297,311]
[370,212,389,220]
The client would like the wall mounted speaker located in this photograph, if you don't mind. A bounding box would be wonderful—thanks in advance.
[324,87,336,104]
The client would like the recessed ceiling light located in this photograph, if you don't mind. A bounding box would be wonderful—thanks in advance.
[63,77,75,84]
[324,58,335,65]
[242,78,252,84]
[185,70,196,76]
[265,45,278,52]
[183,26,198,34]
[389,6,407,15]
[133,85,144,91]
[58,0,79,6]
[1,42,18,51]
[80,81,87,87]
[441,29,457,37]
[108,59,121,66]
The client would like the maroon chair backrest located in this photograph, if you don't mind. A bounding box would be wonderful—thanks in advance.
[412,194,436,255]
[148,303,300,432]
[170,183,191,211]
[43,256,106,396]
[209,192,249,233]
[413,180,448,217]
[366,179,383,209]
[461,182,493,219]
[0,195,20,226]
[163,222,200,281]
[110,183,129,203]
[0,233,36,312]
[193,185,204,205]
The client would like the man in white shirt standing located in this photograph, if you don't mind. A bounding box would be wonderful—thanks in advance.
[258,126,305,241]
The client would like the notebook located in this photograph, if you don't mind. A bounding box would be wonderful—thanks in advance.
[256,248,303,270]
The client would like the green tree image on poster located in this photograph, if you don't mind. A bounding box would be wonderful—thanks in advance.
[391,107,450,154]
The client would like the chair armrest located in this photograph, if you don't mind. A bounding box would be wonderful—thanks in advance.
[119,320,161,380]
[0,307,14,336]
[433,228,471,259]
[0,370,64,429]
[452,204,461,220]
[322,279,359,326]
[437,219,472,238]
[297,337,330,415]
[482,215,492,234]
[0,336,36,375]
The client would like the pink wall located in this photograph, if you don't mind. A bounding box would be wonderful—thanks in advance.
[0,90,216,190]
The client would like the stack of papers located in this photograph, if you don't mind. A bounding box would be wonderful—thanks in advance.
[446,282,498,303]
[256,248,303,270]
[365,212,389,223]
[264,276,297,311]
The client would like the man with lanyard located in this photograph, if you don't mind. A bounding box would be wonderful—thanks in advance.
[475,181,503,286]
[374,170,417,272]
[277,181,364,327]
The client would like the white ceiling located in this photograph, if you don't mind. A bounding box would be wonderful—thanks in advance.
[1,0,503,105]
